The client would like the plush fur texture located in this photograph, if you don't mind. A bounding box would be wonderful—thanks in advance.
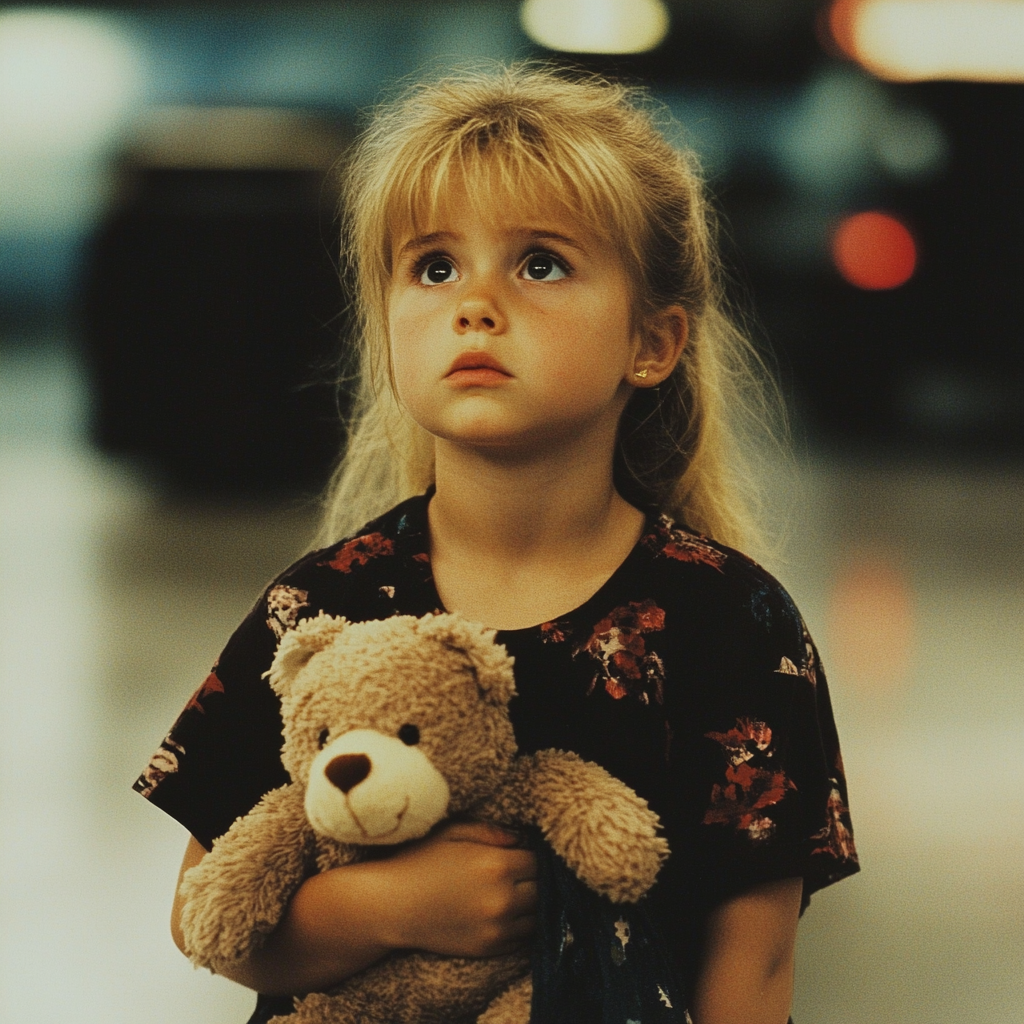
[179,612,669,1023]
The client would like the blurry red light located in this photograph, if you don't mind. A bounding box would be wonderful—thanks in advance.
[831,211,918,290]
[826,0,859,57]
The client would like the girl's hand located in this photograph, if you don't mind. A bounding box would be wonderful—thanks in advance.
[379,820,538,958]
[170,821,537,996]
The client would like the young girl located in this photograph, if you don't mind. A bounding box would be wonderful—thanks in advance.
[137,65,859,1023]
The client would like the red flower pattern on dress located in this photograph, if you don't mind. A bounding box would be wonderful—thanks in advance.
[811,784,858,861]
[576,599,666,703]
[643,515,727,572]
[703,718,795,840]
[184,671,225,714]
[136,670,225,798]
[539,619,571,644]
[266,584,310,638]
[705,717,773,764]
[320,532,396,572]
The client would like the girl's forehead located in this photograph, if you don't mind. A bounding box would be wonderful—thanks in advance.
[390,170,609,253]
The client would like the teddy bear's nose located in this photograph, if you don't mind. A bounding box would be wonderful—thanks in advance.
[325,753,371,793]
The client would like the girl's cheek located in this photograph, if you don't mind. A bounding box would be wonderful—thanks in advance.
[536,355,580,389]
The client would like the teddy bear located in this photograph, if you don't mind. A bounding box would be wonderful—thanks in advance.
[179,611,669,1024]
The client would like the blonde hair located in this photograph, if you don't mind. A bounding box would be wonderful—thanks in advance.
[316,64,783,556]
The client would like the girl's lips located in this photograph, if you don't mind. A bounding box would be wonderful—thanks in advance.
[446,367,511,387]
[445,352,512,385]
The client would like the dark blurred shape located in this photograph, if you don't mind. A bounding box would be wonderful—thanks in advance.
[550,0,821,85]
[726,83,1023,450]
[82,107,349,498]
[831,210,917,290]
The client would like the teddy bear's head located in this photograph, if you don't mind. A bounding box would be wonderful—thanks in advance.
[266,612,518,846]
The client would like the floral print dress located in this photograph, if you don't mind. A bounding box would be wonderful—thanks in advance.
[136,491,858,1016]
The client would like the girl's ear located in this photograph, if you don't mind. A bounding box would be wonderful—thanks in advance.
[631,305,688,387]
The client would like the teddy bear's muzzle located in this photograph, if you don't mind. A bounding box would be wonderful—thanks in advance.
[305,728,451,844]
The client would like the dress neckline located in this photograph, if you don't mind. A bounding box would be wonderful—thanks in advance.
[397,490,657,636]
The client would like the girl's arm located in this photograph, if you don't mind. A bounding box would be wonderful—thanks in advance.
[690,876,803,1024]
[170,821,537,997]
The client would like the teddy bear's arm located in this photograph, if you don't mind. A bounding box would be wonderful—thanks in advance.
[495,750,670,904]
[179,782,321,971]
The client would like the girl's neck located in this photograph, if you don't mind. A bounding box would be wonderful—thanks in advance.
[430,437,635,555]
[426,438,645,630]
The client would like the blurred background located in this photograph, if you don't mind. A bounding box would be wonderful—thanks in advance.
[0,1,1021,1021]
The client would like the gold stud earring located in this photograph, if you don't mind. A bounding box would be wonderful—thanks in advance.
[633,368,649,379]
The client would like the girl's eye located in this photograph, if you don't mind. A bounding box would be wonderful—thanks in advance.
[522,253,567,281]
[420,259,459,285]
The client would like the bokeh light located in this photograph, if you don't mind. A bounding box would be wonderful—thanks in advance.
[0,9,143,236]
[520,0,670,54]
[0,9,141,157]
[827,0,1024,82]
[827,550,916,694]
[831,210,918,290]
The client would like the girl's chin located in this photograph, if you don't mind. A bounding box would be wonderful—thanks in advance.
[419,412,526,447]
[430,424,590,459]
[414,406,608,454]
[434,430,530,451]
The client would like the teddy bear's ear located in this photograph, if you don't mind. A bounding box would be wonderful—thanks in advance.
[419,613,517,707]
[266,613,349,696]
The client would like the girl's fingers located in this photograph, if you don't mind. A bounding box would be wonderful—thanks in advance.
[505,848,538,882]
[499,916,537,950]
[509,878,538,916]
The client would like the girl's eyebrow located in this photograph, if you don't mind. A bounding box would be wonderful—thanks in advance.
[396,228,589,259]
[397,231,459,258]
[519,229,588,253]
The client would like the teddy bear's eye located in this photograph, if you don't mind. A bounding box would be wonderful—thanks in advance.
[317,729,330,749]
[398,723,420,746]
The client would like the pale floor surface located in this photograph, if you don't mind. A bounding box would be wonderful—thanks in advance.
[1,344,1021,1023]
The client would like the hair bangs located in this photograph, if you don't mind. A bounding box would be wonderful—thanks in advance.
[380,114,644,277]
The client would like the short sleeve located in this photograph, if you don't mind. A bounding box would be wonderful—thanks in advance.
[131,493,439,850]
[685,598,859,912]
[132,587,290,850]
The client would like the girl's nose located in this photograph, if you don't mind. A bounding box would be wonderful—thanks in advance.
[453,296,507,335]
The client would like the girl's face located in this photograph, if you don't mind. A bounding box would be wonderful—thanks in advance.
[387,176,641,458]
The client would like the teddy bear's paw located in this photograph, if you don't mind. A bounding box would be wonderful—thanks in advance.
[572,837,671,904]
[523,749,670,903]
[477,974,532,1024]
[557,805,671,903]
[180,904,261,970]
[180,878,280,969]
[178,782,312,970]
[575,808,670,903]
